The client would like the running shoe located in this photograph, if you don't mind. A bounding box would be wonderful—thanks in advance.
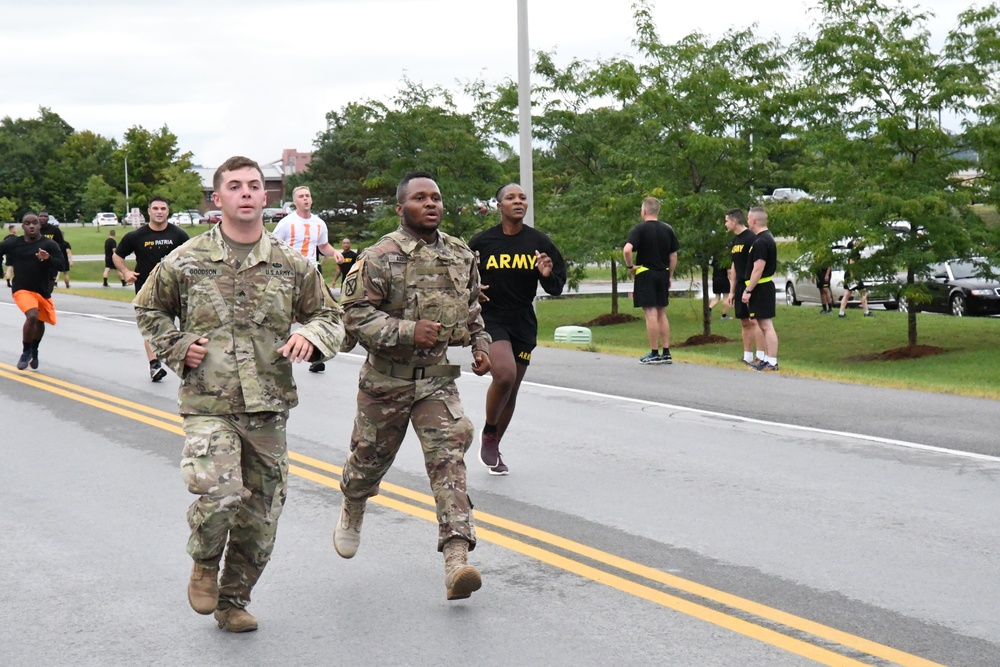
[489,452,509,476]
[479,429,502,469]
[657,351,673,364]
[863,312,875,317]
[29,349,38,370]
[838,312,846,318]
[747,359,768,371]
[16,351,31,370]
[756,362,780,372]
[639,352,661,364]
[720,314,730,320]
[150,360,167,382]
[309,361,326,373]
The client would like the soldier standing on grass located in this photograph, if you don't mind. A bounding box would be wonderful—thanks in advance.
[333,171,492,601]
[623,197,680,365]
[741,206,780,371]
[134,156,344,633]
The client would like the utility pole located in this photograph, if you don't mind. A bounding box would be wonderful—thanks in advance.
[517,0,534,227]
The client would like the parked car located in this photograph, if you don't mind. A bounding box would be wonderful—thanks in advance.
[784,249,900,310]
[899,258,1000,317]
[765,187,813,203]
[263,208,287,223]
[93,212,119,226]
[187,210,204,224]
[123,208,146,227]
[204,210,222,224]
[168,212,193,226]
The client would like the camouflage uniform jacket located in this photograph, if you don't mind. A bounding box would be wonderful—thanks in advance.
[340,227,489,366]
[134,224,345,415]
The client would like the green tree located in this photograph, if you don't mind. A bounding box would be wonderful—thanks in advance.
[43,130,119,221]
[794,0,1000,346]
[958,5,1000,243]
[306,101,397,239]
[113,125,201,211]
[522,2,789,328]
[622,10,790,335]
[80,175,121,218]
[0,107,74,216]
[0,197,17,223]
[305,80,503,240]
[157,164,203,211]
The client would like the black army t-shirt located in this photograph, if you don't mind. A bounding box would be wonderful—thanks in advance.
[625,220,680,271]
[747,230,777,280]
[338,249,358,278]
[730,228,756,286]
[468,224,566,314]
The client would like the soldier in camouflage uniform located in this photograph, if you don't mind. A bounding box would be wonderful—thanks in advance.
[334,171,492,601]
[134,156,345,633]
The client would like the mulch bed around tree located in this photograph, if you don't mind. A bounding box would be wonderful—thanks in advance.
[680,334,733,347]
[584,313,640,326]
[860,345,947,361]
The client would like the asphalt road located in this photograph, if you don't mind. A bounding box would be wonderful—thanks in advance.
[1,293,998,666]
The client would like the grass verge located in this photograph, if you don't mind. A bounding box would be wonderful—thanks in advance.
[535,294,1000,400]
[56,269,1000,400]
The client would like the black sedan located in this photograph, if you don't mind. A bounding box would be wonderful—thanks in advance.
[900,259,1000,317]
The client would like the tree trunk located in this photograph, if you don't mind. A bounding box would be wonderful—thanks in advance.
[702,265,712,337]
[610,258,619,315]
[906,268,918,347]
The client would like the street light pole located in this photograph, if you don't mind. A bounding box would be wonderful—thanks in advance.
[124,154,130,219]
[517,0,534,227]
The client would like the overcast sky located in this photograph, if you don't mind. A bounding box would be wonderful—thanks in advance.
[0,0,972,168]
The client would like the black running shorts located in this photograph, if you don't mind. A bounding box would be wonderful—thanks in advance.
[484,309,537,366]
[747,281,776,320]
[633,269,670,308]
[733,283,751,320]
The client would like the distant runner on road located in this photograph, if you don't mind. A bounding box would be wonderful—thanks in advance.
[0,212,67,371]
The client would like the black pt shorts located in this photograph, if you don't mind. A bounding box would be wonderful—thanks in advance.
[747,281,776,321]
[484,309,538,366]
[633,269,670,309]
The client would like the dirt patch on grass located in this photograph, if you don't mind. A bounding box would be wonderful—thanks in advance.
[848,344,947,362]
[680,334,734,347]
[584,313,640,326]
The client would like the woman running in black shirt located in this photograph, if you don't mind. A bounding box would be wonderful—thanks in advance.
[468,184,566,475]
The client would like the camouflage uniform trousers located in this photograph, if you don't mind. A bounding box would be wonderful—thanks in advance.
[342,362,476,551]
[180,412,289,610]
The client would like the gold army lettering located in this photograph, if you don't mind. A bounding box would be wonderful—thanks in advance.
[483,253,537,271]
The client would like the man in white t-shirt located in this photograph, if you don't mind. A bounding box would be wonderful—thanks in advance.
[273,185,343,373]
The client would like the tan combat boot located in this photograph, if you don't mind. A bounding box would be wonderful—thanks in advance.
[333,496,367,559]
[187,563,219,615]
[443,537,482,600]
[214,606,258,633]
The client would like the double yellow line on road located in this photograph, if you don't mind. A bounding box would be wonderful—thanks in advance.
[1,363,946,667]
